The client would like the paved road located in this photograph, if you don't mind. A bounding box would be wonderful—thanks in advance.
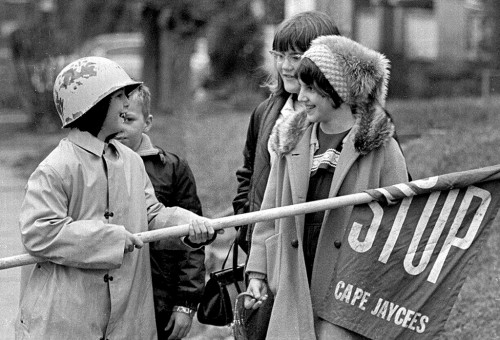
[0,161,26,340]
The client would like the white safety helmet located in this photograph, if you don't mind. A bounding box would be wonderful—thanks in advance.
[53,56,142,127]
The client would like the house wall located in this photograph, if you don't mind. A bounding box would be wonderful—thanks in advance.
[285,0,315,17]
[283,0,484,98]
[317,0,355,38]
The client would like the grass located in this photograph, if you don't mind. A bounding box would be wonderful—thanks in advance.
[2,94,500,339]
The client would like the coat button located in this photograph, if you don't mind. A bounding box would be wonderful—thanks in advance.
[104,210,114,218]
[291,239,299,248]
[334,241,342,248]
[104,274,114,283]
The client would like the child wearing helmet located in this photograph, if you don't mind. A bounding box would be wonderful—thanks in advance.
[16,57,214,339]
[118,85,205,340]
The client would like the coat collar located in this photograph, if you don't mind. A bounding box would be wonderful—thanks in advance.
[68,129,107,156]
[269,103,395,157]
[284,123,360,206]
[135,133,160,157]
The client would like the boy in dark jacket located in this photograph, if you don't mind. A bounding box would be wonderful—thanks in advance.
[117,85,205,340]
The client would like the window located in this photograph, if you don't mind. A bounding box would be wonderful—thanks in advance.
[405,8,437,60]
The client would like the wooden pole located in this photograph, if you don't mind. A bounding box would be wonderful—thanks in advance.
[0,192,373,271]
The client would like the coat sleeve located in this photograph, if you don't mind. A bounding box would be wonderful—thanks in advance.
[172,156,203,215]
[380,138,409,187]
[172,159,205,307]
[232,101,268,215]
[19,164,126,269]
[145,168,212,250]
[245,156,280,276]
[161,156,206,308]
[171,247,205,308]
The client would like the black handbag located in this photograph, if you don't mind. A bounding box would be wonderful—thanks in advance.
[197,236,245,326]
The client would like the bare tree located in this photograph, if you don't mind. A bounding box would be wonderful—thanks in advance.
[483,0,500,69]
[141,1,214,114]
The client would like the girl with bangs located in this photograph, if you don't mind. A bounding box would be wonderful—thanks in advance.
[244,36,409,339]
[231,11,341,339]
[233,11,341,255]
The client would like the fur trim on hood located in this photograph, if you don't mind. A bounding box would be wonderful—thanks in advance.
[270,104,395,157]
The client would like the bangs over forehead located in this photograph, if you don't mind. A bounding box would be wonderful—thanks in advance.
[297,57,343,108]
[297,57,323,86]
[273,27,312,53]
[272,11,340,53]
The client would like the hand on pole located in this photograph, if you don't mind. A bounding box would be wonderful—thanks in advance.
[124,231,144,253]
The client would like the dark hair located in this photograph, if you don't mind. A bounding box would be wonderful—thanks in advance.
[65,84,139,136]
[65,96,111,136]
[272,11,340,53]
[296,57,343,108]
[266,11,341,95]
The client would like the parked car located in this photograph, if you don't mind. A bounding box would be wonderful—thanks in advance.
[78,32,144,80]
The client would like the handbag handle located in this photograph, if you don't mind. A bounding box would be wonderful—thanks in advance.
[219,231,243,293]
[233,228,240,275]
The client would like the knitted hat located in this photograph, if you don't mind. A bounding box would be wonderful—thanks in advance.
[302,35,390,106]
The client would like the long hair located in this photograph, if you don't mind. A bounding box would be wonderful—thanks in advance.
[296,57,343,109]
[264,11,341,96]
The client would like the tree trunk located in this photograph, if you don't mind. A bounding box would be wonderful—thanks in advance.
[158,30,196,115]
[157,31,196,158]
[142,6,161,110]
[485,0,500,69]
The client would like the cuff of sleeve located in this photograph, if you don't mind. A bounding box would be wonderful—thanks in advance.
[183,232,216,248]
[172,305,196,318]
[247,272,266,280]
[174,299,198,311]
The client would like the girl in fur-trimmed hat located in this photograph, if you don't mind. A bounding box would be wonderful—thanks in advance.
[244,36,409,339]
[232,11,342,257]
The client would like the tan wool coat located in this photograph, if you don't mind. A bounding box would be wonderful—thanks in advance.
[246,107,409,340]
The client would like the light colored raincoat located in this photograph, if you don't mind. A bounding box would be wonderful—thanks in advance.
[16,130,199,340]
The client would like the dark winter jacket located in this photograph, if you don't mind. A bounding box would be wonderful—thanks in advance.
[137,134,205,313]
[232,93,289,253]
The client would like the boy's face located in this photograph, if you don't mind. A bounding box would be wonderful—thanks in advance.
[97,88,129,142]
[115,97,151,152]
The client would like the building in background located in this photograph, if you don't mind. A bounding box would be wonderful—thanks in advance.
[282,0,497,98]
[0,0,498,106]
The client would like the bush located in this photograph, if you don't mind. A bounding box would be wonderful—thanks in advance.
[204,0,265,96]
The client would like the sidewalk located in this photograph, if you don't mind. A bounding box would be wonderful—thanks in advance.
[0,159,26,340]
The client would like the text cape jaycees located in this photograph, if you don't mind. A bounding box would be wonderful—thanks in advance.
[333,281,429,334]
